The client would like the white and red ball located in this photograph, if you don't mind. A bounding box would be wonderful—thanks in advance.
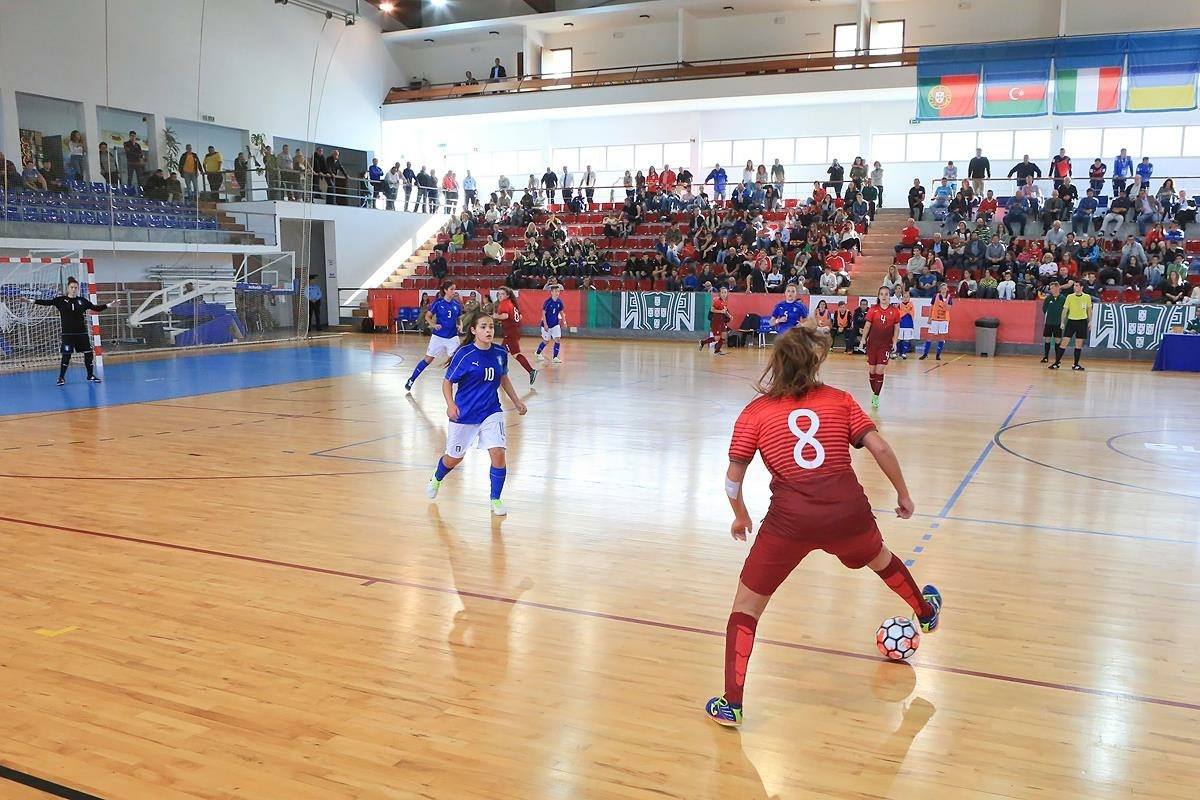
[876,616,920,661]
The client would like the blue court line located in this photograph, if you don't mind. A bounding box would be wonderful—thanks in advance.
[904,384,1035,566]
[0,345,382,416]
[876,507,1198,546]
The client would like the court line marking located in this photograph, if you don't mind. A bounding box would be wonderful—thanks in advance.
[3,512,1198,714]
[0,762,106,800]
[1104,429,1199,471]
[871,509,1197,546]
[905,384,1033,566]
[922,353,964,373]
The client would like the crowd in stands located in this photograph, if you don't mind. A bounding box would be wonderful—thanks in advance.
[893,146,1200,305]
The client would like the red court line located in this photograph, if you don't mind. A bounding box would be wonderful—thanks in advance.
[3,512,1198,714]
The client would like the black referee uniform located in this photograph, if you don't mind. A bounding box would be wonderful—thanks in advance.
[34,294,108,383]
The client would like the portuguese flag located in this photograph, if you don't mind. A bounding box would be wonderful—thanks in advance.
[1055,66,1122,114]
[917,73,980,119]
[983,81,1048,116]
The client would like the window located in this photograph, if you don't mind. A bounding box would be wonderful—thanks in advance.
[551,148,579,173]
[1102,128,1138,158]
[1062,128,1103,158]
[607,145,634,171]
[700,140,731,167]
[517,150,542,174]
[1142,126,1183,157]
[905,133,941,161]
[634,143,662,169]
[662,142,691,168]
[1183,126,1200,157]
[941,131,977,162]
[869,20,904,67]
[827,135,860,163]
[1012,129,1051,160]
[977,130,1014,160]
[579,146,606,171]
[764,138,794,164]
[543,47,572,79]
[731,139,763,167]
[793,137,827,164]
[834,23,858,69]
[870,134,906,163]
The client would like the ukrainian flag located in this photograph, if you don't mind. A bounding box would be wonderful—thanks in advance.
[1125,30,1200,112]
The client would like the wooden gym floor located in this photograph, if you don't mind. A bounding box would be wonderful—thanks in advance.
[0,336,1198,799]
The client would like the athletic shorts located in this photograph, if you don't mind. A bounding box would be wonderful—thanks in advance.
[928,320,949,336]
[541,325,562,341]
[1064,319,1088,340]
[61,333,92,354]
[866,345,891,367]
[898,326,917,341]
[445,410,506,457]
[740,524,884,596]
[502,329,523,354]
[1042,324,1063,339]
[710,320,729,335]
[426,334,459,360]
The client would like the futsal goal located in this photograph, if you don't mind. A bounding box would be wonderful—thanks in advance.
[0,257,105,374]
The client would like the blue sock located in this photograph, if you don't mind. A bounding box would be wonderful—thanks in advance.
[898,341,907,356]
[936,341,945,355]
[408,359,430,384]
[536,341,546,354]
[553,342,560,358]
[434,457,453,481]
[922,341,931,356]
[489,466,506,500]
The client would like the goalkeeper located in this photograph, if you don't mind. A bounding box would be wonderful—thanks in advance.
[23,277,119,386]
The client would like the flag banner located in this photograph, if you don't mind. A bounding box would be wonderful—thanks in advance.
[1089,303,1196,350]
[916,46,985,119]
[1125,30,1200,112]
[1053,34,1127,114]
[981,41,1052,117]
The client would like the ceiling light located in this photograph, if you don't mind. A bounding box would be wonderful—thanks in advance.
[379,1,394,11]
[639,13,650,18]
[564,21,574,27]
[430,0,448,7]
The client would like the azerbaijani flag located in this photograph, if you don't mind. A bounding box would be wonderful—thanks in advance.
[980,43,1051,118]
[917,74,980,119]
[983,82,1048,116]
[1054,66,1122,113]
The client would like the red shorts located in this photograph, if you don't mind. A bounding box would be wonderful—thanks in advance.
[502,329,522,354]
[710,320,729,335]
[739,523,884,596]
[866,344,891,366]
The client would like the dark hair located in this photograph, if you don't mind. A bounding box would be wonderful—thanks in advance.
[499,286,517,302]
[66,276,79,286]
[440,280,455,292]
[756,326,829,399]
[459,309,493,347]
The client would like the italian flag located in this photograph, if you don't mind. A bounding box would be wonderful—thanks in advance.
[1055,66,1122,114]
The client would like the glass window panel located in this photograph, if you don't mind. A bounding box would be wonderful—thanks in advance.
[869,134,906,163]
[700,140,731,167]
[1141,126,1183,157]
[607,145,635,172]
[940,131,977,162]
[793,137,827,164]
[827,135,860,163]
[1012,129,1052,160]
[731,139,763,167]
[551,147,579,172]
[1062,128,1103,158]
[662,141,691,169]
[977,130,1014,159]
[834,23,857,69]
[1101,128,1139,158]
[635,143,662,169]
[905,133,941,161]
[763,138,794,164]
[517,150,542,173]
[869,20,904,67]
[579,146,606,171]
[1183,126,1200,157]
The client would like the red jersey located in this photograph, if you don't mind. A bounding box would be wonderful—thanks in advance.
[730,386,877,538]
[710,296,730,331]
[496,298,521,336]
[865,304,901,350]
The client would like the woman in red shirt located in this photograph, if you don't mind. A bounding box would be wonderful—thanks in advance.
[492,286,537,385]
[705,325,942,727]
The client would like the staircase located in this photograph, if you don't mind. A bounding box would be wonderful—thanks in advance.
[853,208,906,292]
[198,201,266,246]
[379,238,438,289]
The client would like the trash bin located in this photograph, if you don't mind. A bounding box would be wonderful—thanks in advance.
[975,317,1000,357]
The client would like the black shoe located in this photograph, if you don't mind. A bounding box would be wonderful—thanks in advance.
[56,377,65,387]
[1072,364,1085,371]
[1049,363,1060,370]
[1040,357,1049,363]
[935,353,941,361]
[87,375,102,383]
[919,353,929,360]
[404,378,414,392]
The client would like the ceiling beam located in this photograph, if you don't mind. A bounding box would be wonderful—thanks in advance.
[523,0,557,13]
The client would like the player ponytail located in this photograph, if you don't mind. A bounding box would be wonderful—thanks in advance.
[756,325,829,398]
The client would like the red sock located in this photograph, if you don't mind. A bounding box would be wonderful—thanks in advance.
[515,353,534,374]
[869,374,881,395]
[874,555,933,618]
[875,373,885,394]
[714,338,723,353]
[724,611,758,706]
[701,335,716,345]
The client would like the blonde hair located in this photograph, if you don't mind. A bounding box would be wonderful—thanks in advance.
[756,326,830,398]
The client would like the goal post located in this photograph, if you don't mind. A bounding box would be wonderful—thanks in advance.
[0,257,104,376]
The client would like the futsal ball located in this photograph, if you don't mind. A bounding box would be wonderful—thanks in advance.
[876,616,920,661]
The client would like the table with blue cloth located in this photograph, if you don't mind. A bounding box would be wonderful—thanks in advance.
[1153,332,1200,372]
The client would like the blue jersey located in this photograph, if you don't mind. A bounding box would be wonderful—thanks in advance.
[429,298,461,339]
[543,298,564,328]
[771,300,809,332]
[446,343,508,425]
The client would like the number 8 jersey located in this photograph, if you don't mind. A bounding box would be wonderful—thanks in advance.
[729,385,878,539]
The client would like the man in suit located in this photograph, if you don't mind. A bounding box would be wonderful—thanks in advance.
[327,149,348,205]
[489,58,507,80]
[312,147,328,203]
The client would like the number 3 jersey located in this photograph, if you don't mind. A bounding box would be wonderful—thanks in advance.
[447,343,508,425]
[729,385,878,539]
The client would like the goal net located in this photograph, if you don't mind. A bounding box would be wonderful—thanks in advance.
[0,258,99,373]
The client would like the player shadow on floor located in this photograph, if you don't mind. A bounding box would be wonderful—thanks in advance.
[428,504,533,684]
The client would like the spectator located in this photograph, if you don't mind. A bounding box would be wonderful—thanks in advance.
[1162,271,1187,304]
[368,158,385,205]
[861,179,879,220]
[327,149,349,205]
[705,163,728,201]
[464,71,479,86]
[967,148,990,196]
[278,145,296,200]
[1144,254,1164,289]
[908,179,925,220]
[311,147,328,202]
[1102,192,1132,237]
[441,169,458,213]
[400,162,416,211]
[21,160,47,191]
[143,168,166,199]
[583,164,597,206]
[262,145,281,200]
[964,231,986,270]
[819,264,840,295]
[1134,189,1162,235]
[895,218,921,253]
[870,161,884,206]
[998,269,1016,300]
[123,130,146,188]
[883,264,903,293]
[560,165,574,205]
[381,162,399,210]
[1007,154,1041,187]
[771,159,786,198]
[489,58,507,80]
[985,237,1007,270]
[1019,174,1043,215]
[541,166,558,203]
[203,145,223,198]
[306,276,323,331]
[824,158,844,198]
[1136,156,1153,185]
[234,150,250,201]
[977,189,998,223]
[1072,188,1099,235]
[915,265,938,297]
[1088,158,1107,194]
[1002,193,1030,237]
[1113,148,1133,195]
[1057,176,1079,209]
[97,142,118,186]
[957,269,978,298]
[1045,220,1067,250]
[1078,236,1102,271]
[1050,148,1072,189]
[1118,234,1147,273]
[1156,178,1179,219]
[943,161,958,182]
[66,130,86,183]
[178,144,203,200]
[482,235,505,266]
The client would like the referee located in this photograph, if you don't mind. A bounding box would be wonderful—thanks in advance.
[25,277,118,385]
[1040,282,1065,364]
[1052,280,1092,371]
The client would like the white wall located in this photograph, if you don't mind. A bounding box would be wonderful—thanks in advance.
[392,32,526,86]
[542,20,679,71]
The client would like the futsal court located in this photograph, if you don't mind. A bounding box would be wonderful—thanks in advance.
[0,336,1197,799]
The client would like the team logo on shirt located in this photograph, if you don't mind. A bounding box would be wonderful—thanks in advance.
[927,85,953,110]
